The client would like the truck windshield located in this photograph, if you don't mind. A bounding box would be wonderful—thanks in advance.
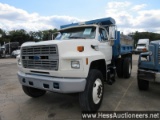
[137,44,146,47]
[55,26,96,40]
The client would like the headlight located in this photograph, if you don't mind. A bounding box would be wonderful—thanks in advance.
[18,58,21,65]
[71,61,80,69]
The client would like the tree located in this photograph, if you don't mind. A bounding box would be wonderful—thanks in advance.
[0,28,7,45]
[42,29,58,40]
[9,29,30,45]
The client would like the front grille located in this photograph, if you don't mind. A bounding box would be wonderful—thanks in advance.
[22,46,57,55]
[137,49,142,51]
[21,45,58,70]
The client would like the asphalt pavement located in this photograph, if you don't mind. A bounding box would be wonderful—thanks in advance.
[0,55,160,120]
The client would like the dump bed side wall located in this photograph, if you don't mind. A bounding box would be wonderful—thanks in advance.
[112,31,133,59]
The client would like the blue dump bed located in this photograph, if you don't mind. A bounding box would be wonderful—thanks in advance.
[113,31,133,59]
[60,17,115,29]
[60,17,133,59]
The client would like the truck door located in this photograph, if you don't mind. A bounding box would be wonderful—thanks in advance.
[98,27,112,64]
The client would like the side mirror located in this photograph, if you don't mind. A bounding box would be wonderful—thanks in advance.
[109,25,116,40]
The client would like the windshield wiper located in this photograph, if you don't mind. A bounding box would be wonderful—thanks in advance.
[69,36,86,39]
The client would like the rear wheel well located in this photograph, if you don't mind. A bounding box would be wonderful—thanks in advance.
[89,59,106,80]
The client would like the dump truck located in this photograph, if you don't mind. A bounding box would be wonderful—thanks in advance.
[137,40,160,90]
[17,17,133,111]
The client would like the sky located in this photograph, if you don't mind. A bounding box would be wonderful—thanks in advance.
[0,0,160,34]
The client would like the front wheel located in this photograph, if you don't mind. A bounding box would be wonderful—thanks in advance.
[79,69,104,112]
[138,78,149,90]
[22,85,46,98]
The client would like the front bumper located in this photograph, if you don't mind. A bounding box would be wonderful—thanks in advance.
[17,71,86,93]
[138,69,160,83]
[133,50,144,54]
[134,51,142,54]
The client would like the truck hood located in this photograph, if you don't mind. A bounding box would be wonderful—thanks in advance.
[21,39,99,55]
[136,46,146,49]
[21,39,98,46]
[21,40,63,47]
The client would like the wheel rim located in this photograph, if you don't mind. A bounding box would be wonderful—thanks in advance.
[92,78,103,104]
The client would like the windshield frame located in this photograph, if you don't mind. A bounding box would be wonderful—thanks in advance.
[55,25,97,40]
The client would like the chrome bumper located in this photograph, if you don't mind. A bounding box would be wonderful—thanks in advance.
[17,71,86,93]
[138,69,160,83]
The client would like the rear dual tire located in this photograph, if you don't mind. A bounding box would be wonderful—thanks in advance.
[116,57,132,78]
[116,58,123,78]
[123,57,132,78]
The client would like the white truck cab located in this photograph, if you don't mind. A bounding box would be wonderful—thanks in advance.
[135,39,149,54]
[55,25,113,64]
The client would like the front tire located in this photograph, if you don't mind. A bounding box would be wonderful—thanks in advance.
[22,85,46,98]
[79,69,104,112]
[138,78,149,90]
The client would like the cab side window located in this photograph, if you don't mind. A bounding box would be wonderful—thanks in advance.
[99,28,108,41]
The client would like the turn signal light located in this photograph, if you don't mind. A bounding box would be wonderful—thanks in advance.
[86,58,88,65]
[142,48,147,52]
[77,46,84,52]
